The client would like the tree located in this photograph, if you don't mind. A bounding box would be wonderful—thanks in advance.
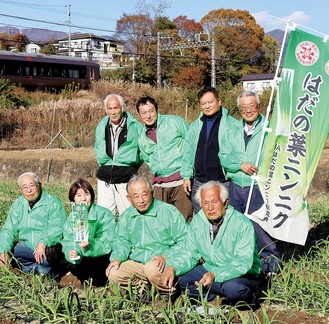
[172,65,207,89]
[134,0,171,18]
[259,35,279,73]
[11,33,29,52]
[173,15,202,41]
[153,16,176,32]
[0,33,11,51]
[116,13,154,56]
[40,44,57,55]
[200,9,265,85]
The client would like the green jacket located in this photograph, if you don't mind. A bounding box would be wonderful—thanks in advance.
[219,115,266,187]
[166,205,261,283]
[0,190,66,254]
[138,114,189,177]
[110,199,188,264]
[61,203,116,264]
[94,111,142,167]
[181,108,236,180]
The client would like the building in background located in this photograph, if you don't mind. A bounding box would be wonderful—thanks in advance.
[240,73,276,94]
[26,42,41,54]
[53,33,125,70]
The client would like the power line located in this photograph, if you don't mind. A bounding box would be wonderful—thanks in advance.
[0,0,64,8]
[0,0,118,23]
[0,13,118,34]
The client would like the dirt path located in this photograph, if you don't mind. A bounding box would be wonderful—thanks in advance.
[0,140,328,198]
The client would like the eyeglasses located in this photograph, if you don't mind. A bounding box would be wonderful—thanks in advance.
[20,184,38,192]
[239,103,259,112]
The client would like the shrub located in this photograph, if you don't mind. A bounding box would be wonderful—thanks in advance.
[0,79,27,109]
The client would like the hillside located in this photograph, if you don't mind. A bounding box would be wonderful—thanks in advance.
[0,24,284,44]
[0,25,67,42]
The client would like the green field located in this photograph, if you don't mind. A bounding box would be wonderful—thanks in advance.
[0,180,328,323]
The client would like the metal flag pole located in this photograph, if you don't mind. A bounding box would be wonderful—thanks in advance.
[244,20,295,216]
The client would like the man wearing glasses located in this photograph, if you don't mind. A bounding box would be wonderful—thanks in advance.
[219,91,282,277]
[0,172,66,276]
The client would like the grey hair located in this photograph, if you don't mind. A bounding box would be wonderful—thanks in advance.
[126,174,153,195]
[237,91,260,108]
[195,180,229,205]
[104,94,125,112]
[18,172,41,187]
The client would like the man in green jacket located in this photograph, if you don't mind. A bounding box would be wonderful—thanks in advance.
[94,93,142,216]
[161,181,261,306]
[219,91,282,275]
[181,86,236,213]
[106,174,188,295]
[0,172,66,276]
[136,96,193,222]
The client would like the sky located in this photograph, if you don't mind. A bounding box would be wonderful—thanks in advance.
[0,0,327,37]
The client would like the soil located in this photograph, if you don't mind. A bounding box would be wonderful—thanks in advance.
[57,273,328,323]
[0,138,328,197]
[0,147,152,187]
[59,271,83,289]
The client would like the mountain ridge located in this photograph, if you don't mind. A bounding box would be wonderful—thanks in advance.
[0,25,285,45]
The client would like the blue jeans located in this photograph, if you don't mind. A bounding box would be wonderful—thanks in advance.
[178,265,259,305]
[13,241,52,275]
[229,182,282,273]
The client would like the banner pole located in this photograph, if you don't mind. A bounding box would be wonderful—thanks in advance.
[244,21,293,215]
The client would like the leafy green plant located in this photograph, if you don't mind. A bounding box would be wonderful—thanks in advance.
[0,78,27,109]
[0,180,329,322]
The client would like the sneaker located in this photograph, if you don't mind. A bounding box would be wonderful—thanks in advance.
[264,271,277,280]
[178,305,228,316]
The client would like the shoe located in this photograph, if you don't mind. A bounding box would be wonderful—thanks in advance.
[178,305,228,317]
[264,271,277,280]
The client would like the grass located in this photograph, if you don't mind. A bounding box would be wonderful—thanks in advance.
[0,181,329,323]
[0,80,274,149]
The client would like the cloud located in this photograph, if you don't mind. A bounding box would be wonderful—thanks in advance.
[252,10,311,31]
[284,11,311,25]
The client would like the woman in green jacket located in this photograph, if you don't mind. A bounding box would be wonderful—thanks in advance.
[61,179,116,286]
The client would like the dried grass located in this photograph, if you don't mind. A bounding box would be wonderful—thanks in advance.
[0,80,203,149]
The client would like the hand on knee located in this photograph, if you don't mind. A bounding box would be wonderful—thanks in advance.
[144,260,162,284]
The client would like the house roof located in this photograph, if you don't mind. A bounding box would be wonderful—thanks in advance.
[102,35,125,44]
[240,73,275,81]
[57,33,106,41]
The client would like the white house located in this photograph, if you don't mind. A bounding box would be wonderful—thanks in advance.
[26,42,41,54]
[54,33,125,69]
[240,73,277,94]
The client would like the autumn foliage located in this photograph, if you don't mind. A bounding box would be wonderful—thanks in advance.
[0,33,28,52]
[173,15,203,40]
[112,7,278,87]
[172,65,207,89]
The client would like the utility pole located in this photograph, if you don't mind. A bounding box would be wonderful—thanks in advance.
[67,4,71,56]
[156,32,161,88]
[156,32,216,88]
[211,40,215,88]
[132,50,136,83]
